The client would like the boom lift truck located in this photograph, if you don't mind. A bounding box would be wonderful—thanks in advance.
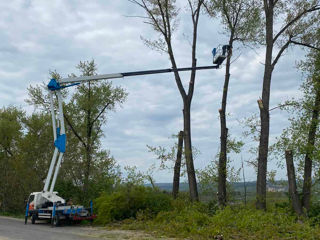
[25,45,229,226]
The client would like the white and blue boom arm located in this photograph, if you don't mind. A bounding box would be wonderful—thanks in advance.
[43,46,230,194]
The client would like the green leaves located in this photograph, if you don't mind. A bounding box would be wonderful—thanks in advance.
[206,0,263,44]
[0,59,128,212]
[0,107,54,212]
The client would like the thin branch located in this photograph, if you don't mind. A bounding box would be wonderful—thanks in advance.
[272,38,291,68]
[128,0,145,9]
[233,0,242,28]
[91,103,110,126]
[187,0,203,99]
[63,113,87,149]
[273,5,320,43]
[202,1,211,16]
[157,0,168,37]
[123,15,149,19]
[290,40,320,51]
[269,102,297,111]
[140,0,167,36]
[222,0,233,30]
[187,0,195,24]
[165,0,171,41]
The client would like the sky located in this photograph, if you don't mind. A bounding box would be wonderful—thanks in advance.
[0,0,307,183]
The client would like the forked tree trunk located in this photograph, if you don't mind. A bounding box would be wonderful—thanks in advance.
[285,150,303,216]
[130,0,203,202]
[172,131,184,199]
[302,83,320,211]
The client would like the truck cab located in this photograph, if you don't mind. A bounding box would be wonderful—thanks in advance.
[27,191,65,210]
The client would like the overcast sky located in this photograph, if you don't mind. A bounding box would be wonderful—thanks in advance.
[0,0,306,183]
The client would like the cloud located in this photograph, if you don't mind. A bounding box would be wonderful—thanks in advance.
[0,0,307,182]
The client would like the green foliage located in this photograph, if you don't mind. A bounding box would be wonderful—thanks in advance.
[54,180,82,203]
[0,60,126,214]
[122,203,320,239]
[0,107,53,213]
[129,0,179,53]
[272,49,320,185]
[146,134,200,180]
[122,166,146,186]
[307,203,320,226]
[198,136,243,199]
[206,0,262,45]
[26,59,127,204]
[95,185,172,225]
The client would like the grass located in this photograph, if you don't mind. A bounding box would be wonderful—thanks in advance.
[94,187,320,240]
[114,203,320,239]
[0,212,25,219]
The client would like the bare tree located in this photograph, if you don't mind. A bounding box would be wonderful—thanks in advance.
[206,0,261,206]
[129,0,205,201]
[256,0,320,210]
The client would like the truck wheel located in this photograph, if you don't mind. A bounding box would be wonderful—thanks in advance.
[31,214,36,224]
[52,215,60,227]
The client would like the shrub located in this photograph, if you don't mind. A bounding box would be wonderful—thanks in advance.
[131,205,320,239]
[95,185,172,225]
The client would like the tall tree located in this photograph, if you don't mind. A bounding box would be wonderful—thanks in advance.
[129,0,204,201]
[0,107,24,212]
[273,39,320,212]
[206,0,261,206]
[65,61,127,199]
[301,49,320,210]
[256,0,320,210]
[0,108,53,213]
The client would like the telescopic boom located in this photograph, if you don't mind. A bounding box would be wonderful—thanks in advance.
[44,45,230,193]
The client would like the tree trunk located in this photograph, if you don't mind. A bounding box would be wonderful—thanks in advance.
[172,130,184,199]
[163,1,201,201]
[83,81,92,197]
[302,84,320,211]
[256,3,274,210]
[183,105,199,201]
[83,146,91,194]
[241,157,247,206]
[218,124,228,206]
[218,39,233,207]
[285,150,303,216]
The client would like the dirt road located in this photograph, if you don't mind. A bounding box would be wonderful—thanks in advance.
[0,216,169,240]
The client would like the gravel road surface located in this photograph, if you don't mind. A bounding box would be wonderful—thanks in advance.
[0,216,170,240]
[0,216,99,240]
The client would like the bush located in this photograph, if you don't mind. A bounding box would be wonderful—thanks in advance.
[308,203,320,225]
[128,204,320,239]
[95,185,172,225]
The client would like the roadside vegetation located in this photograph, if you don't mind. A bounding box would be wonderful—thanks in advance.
[94,184,320,240]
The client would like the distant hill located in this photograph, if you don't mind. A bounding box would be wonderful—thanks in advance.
[146,181,288,194]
